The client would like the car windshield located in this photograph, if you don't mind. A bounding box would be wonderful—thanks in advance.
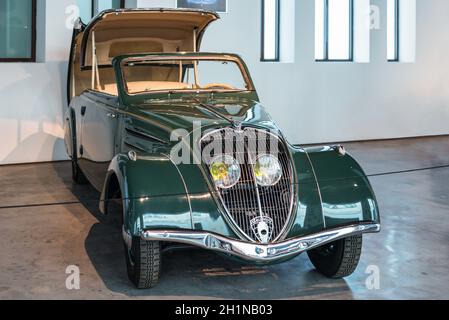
[120,56,251,94]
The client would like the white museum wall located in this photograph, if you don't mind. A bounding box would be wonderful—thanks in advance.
[0,0,448,165]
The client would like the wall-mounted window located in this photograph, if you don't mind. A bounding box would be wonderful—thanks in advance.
[315,0,354,61]
[261,0,280,62]
[176,0,228,13]
[0,0,36,62]
[387,0,416,63]
[387,0,399,61]
[77,0,125,23]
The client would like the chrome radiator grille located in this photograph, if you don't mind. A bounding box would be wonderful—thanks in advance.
[201,128,295,243]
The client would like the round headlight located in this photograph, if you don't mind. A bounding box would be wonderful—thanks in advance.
[254,154,283,187]
[209,155,241,189]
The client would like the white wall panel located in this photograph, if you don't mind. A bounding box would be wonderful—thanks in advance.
[0,0,448,165]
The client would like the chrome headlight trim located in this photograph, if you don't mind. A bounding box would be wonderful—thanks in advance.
[209,154,242,189]
[253,154,283,187]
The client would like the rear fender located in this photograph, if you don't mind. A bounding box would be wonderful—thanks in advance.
[63,107,76,159]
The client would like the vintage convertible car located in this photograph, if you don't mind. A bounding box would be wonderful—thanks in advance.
[65,9,380,289]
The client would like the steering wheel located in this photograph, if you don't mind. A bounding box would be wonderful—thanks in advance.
[202,83,236,90]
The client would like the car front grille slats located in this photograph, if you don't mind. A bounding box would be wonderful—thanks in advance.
[201,128,295,243]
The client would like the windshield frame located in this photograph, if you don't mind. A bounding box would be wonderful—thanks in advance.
[115,53,256,96]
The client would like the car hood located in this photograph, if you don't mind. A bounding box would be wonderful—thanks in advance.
[123,95,281,145]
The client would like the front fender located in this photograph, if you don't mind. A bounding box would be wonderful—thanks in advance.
[286,145,380,239]
[304,146,380,229]
[102,153,192,236]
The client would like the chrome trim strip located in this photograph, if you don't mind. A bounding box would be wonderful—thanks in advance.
[124,142,147,153]
[141,223,381,262]
[125,127,167,144]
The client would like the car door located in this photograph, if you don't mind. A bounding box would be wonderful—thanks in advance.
[78,92,118,191]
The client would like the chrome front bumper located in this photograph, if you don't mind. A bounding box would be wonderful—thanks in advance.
[141,223,381,262]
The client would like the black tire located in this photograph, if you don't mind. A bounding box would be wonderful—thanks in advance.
[307,235,362,278]
[125,236,161,289]
[71,159,87,184]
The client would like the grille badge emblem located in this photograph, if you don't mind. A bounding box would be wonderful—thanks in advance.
[250,216,274,244]
[232,121,243,131]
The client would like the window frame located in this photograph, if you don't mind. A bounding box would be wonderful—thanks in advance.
[261,0,281,62]
[0,0,37,63]
[85,0,125,21]
[388,0,400,62]
[316,0,354,62]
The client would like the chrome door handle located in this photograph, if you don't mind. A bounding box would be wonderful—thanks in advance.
[107,113,117,119]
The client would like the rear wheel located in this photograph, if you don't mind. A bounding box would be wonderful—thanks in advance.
[71,158,87,184]
[70,128,86,184]
[307,235,363,278]
[125,236,161,289]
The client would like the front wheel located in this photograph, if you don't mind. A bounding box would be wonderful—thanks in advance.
[125,236,161,289]
[307,235,362,278]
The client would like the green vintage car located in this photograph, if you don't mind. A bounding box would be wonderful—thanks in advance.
[65,9,380,289]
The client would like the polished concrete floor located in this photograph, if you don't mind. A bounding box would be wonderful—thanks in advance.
[0,136,448,300]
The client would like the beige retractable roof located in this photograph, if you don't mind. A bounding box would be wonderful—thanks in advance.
[79,8,220,67]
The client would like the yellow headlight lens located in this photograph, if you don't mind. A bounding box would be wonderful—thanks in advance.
[209,155,241,189]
